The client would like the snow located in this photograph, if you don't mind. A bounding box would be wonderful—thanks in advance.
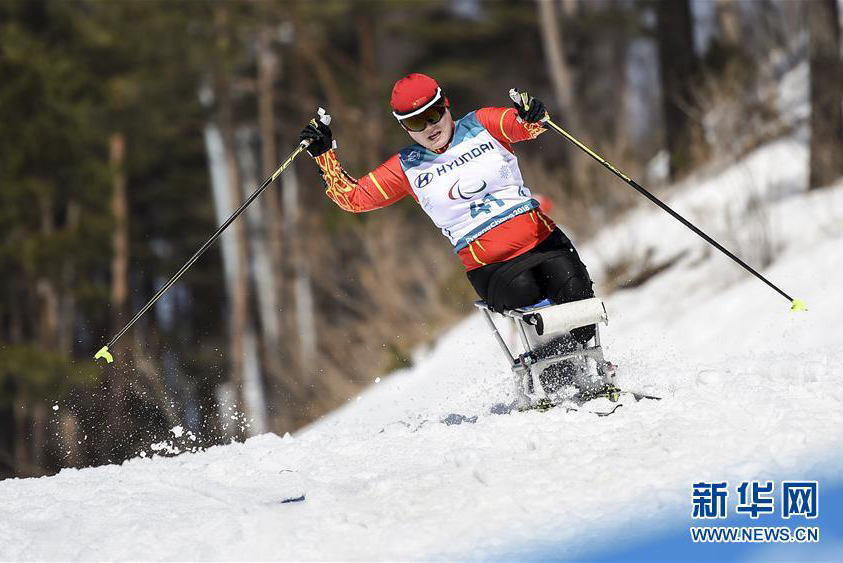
[3,135,843,559]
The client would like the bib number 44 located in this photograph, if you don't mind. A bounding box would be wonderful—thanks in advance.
[469,193,505,218]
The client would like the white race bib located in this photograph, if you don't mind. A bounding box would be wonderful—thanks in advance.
[399,111,539,253]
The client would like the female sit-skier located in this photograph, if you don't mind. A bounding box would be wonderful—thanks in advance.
[299,73,595,352]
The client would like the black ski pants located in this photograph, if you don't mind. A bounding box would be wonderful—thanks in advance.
[466,229,596,343]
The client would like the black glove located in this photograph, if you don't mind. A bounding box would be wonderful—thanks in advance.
[514,94,547,124]
[299,121,333,157]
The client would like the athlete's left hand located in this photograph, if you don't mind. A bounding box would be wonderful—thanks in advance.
[514,95,547,123]
[300,121,333,157]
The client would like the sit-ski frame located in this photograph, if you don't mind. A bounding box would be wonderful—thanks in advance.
[475,300,614,406]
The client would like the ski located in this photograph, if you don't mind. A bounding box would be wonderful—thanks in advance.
[525,397,623,417]
[521,382,662,417]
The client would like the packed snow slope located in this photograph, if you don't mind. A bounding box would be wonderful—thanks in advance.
[2,132,843,561]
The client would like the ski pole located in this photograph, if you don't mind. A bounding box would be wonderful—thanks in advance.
[509,89,806,312]
[94,109,331,364]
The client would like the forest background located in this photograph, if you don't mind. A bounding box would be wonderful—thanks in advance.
[1,0,841,478]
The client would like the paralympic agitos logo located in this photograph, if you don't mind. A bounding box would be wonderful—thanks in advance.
[447,180,487,200]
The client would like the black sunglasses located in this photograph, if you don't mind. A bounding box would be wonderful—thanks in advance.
[398,103,448,132]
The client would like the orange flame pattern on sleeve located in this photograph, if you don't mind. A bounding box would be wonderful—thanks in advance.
[523,120,546,140]
[315,150,363,212]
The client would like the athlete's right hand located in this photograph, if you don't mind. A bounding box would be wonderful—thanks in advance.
[300,121,333,157]
[514,94,547,124]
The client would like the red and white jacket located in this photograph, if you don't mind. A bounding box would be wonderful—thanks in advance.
[314,107,554,271]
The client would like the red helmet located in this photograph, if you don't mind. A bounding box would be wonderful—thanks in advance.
[390,73,445,119]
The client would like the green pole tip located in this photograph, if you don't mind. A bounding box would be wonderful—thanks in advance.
[94,346,114,364]
[790,299,808,312]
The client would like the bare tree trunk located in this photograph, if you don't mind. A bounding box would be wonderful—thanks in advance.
[236,130,272,436]
[13,397,27,473]
[34,276,57,471]
[808,0,843,189]
[214,6,250,439]
[536,0,578,125]
[356,10,382,168]
[206,102,270,440]
[59,202,80,354]
[656,0,708,180]
[57,202,81,467]
[256,28,285,340]
[205,125,245,440]
[611,31,630,153]
[282,143,318,372]
[107,132,129,444]
[221,105,249,439]
[33,191,58,472]
[561,0,577,17]
[36,192,60,352]
[295,40,349,122]
[254,29,295,434]
[715,0,742,47]
[293,14,353,164]
[109,133,129,337]
[30,402,47,468]
[35,280,59,350]
[59,412,83,468]
[536,0,585,179]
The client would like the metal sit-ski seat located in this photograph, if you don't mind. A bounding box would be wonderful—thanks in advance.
[475,297,617,408]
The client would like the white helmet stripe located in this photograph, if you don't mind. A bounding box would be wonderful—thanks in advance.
[392,88,443,120]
